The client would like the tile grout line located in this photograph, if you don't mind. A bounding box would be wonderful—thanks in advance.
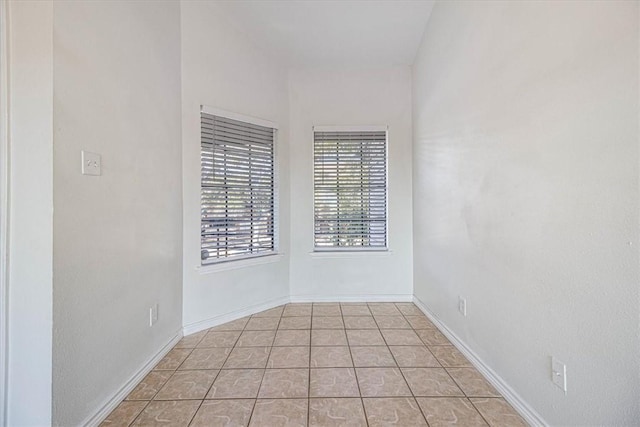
[186,314,250,426]
[340,302,370,427]
[394,302,434,427]
[245,307,283,426]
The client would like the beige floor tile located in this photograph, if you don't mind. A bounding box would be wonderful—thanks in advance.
[470,398,528,427]
[355,367,411,397]
[267,346,310,368]
[283,304,312,317]
[374,316,411,329]
[416,329,450,346]
[154,348,192,371]
[174,331,207,349]
[252,306,284,318]
[430,345,473,367]
[236,330,276,347]
[401,368,464,397]
[367,303,401,316]
[350,346,396,367]
[279,316,312,330]
[155,370,218,400]
[362,397,428,426]
[340,305,372,316]
[198,331,242,348]
[309,398,366,427]
[100,401,147,427]
[207,369,265,399]
[249,399,308,427]
[127,371,172,400]
[343,316,377,329]
[395,303,424,316]
[312,316,344,329]
[245,317,280,330]
[274,329,311,346]
[312,304,342,316]
[180,348,231,370]
[223,347,270,369]
[311,329,348,346]
[309,368,360,397]
[380,329,423,346]
[416,397,488,426]
[190,399,254,427]
[310,347,353,368]
[447,368,501,397]
[131,400,201,426]
[405,315,436,329]
[209,317,249,331]
[389,346,440,368]
[346,329,386,346]
[258,368,309,398]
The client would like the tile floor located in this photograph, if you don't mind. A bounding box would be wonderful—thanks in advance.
[101,302,528,426]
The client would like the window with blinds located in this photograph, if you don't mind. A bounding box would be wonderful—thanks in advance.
[201,111,276,264]
[313,129,387,250]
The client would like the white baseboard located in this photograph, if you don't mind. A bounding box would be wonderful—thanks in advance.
[182,296,290,336]
[412,295,547,427]
[290,294,413,303]
[82,330,183,427]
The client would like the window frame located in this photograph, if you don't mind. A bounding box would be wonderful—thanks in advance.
[200,105,279,265]
[312,125,389,253]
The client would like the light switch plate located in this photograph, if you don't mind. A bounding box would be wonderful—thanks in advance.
[551,356,567,393]
[81,151,101,176]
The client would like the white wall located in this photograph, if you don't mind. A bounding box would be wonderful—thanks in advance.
[181,1,290,331]
[6,1,54,424]
[52,1,183,425]
[412,1,639,425]
[288,68,413,301]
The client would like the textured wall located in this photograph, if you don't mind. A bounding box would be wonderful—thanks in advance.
[412,1,639,424]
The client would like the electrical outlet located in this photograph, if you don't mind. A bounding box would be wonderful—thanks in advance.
[458,297,467,316]
[81,151,101,176]
[551,356,567,393]
[149,303,159,327]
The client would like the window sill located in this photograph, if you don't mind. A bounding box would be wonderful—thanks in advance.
[309,249,392,259]
[196,253,284,274]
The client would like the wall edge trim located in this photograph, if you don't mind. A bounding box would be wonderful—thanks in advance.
[182,296,290,336]
[412,295,548,427]
[81,330,183,427]
[290,294,413,303]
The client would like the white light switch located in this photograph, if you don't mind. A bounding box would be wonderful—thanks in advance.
[551,356,567,393]
[81,151,101,176]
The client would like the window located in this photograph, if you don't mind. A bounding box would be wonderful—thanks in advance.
[200,108,276,264]
[313,127,387,250]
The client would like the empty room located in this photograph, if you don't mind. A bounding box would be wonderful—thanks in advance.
[1,0,638,426]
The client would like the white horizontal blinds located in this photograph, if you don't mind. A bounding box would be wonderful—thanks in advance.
[314,130,387,249]
[201,112,275,264]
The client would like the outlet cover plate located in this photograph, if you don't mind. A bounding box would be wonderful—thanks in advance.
[81,151,101,176]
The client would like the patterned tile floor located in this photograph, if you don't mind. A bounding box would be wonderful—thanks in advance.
[102,302,528,426]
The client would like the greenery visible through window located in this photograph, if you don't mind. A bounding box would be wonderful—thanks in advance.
[314,129,387,250]
[201,112,276,264]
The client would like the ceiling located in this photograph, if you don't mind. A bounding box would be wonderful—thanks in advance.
[216,0,436,66]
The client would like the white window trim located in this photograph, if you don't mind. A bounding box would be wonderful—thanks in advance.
[195,253,284,274]
[201,105,278,130]
[0,1,8,422]
[311,125,390,253]
[199,105,280,265]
